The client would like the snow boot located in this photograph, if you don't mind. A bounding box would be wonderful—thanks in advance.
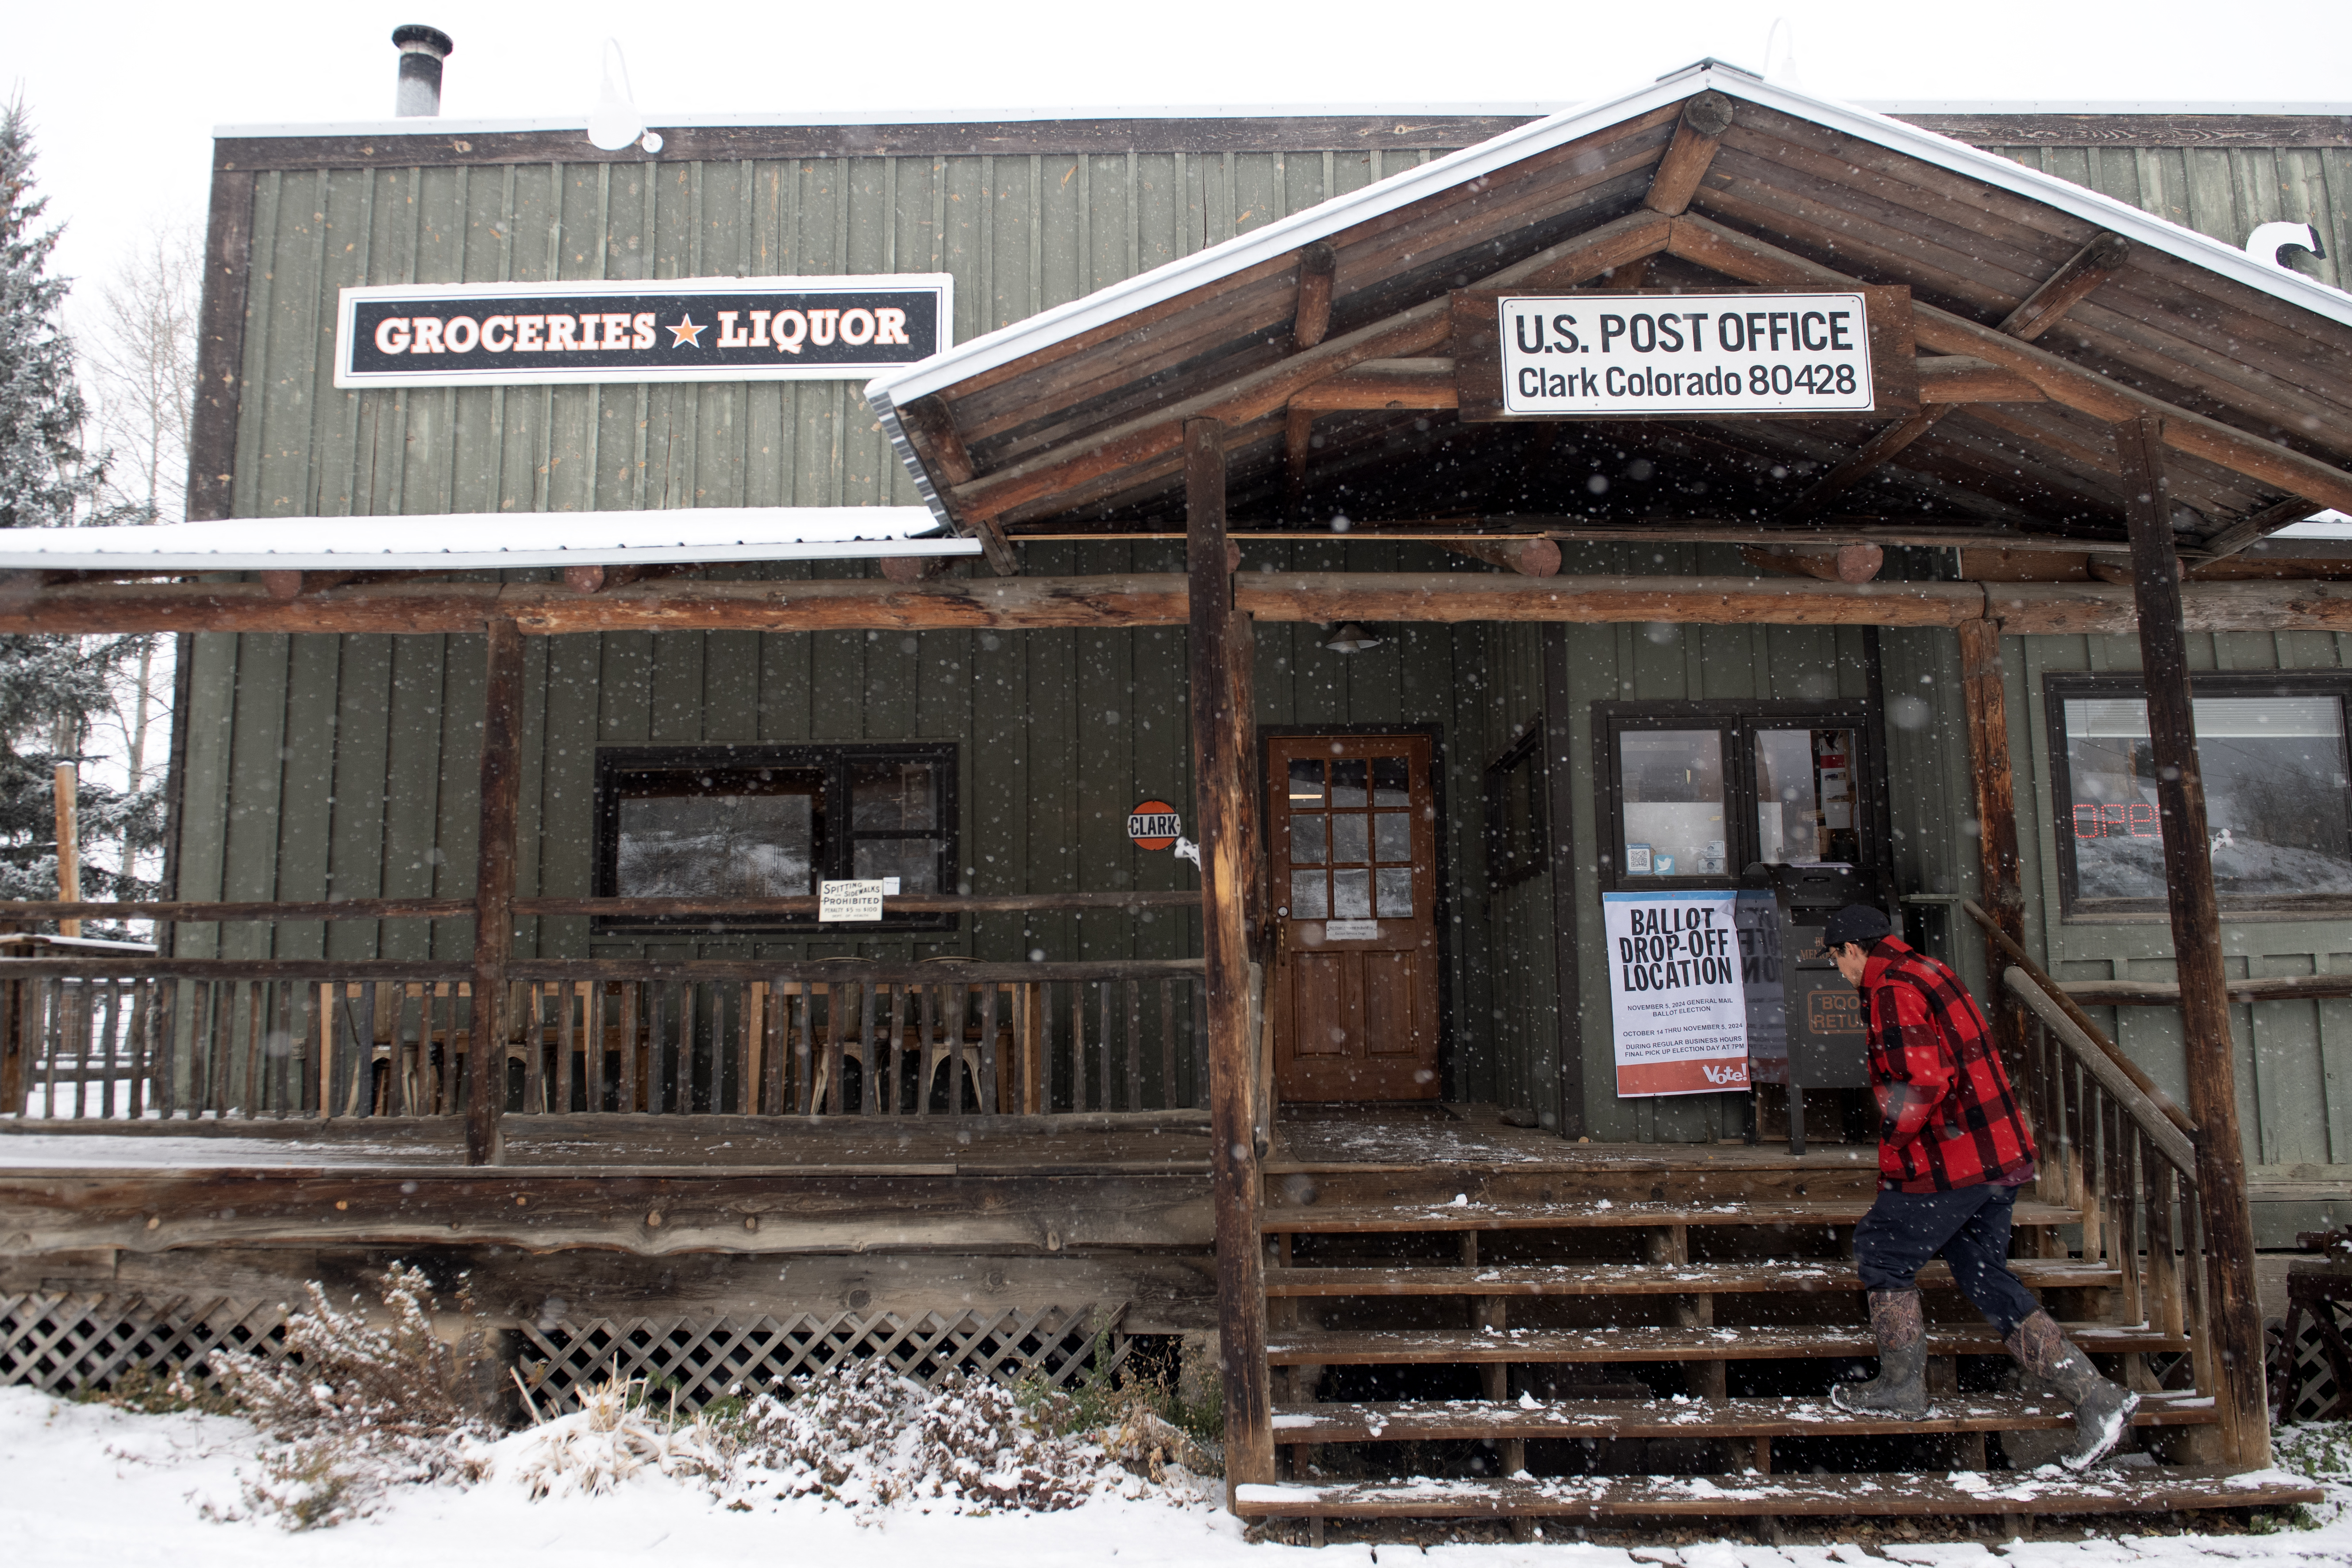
[1832,1288,1932,1418]
[2007,1310,2139,1470]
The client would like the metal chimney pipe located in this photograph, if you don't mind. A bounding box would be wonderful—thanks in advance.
[392,25,454,117]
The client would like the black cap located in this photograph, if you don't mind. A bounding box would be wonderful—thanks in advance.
[392,24,455,56]
[1822,903,1894,949]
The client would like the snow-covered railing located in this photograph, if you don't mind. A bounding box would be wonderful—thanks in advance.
[0,958,1207,1122]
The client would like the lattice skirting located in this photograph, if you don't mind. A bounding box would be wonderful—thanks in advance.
[516,1304,1132,1416]
[2274,1303,2351,1424]
[2,1293,1134,1417]
[0,1293,290,1395]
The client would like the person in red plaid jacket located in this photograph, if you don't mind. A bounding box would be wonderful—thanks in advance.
[1822,903,2137,1469]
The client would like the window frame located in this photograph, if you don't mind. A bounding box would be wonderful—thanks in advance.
[592,742,958,933]
[1591,699,1889,895]
[1484,719,1550,892]
[2044,671,2352,922]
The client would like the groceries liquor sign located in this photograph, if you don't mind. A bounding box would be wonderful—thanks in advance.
[335,273,954,388]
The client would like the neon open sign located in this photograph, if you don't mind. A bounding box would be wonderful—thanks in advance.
[2074,802,2161,838]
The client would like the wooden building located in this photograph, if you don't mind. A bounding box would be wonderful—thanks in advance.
[5,57,2352,1526]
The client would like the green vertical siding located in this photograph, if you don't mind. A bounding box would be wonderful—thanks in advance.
[1988,143,2348,289]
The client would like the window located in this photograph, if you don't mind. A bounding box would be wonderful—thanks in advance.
[1595,703,1880,890]
[1484,723,1549,889]
[2048,674,2352,917]
[594,745,955,929]
[1286,753,1417,919]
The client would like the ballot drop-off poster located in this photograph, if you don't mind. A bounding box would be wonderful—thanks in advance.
[1604,889,1750,1096]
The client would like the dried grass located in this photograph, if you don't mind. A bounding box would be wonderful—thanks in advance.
[204,1263,494,1530]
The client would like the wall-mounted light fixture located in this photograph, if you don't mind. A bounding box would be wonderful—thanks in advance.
[588,40,663,154]
[2246,221,2326,273]
[1322,623,1384,654]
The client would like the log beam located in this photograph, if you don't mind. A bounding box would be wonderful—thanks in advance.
[1998,232,2132,342]
[896,395,1018,576]
[1917,357,2047,404]
[1283,407,1315,511]
[2195,495,2321,562]
[1289,359,1458,411]
[2116,415,2269,1470]
[1773,234,2127,523]
[19,571,2352,636]
[878,555,952,584]
[262,570,364,600]
[1738,543,1882,582]
[467,618,523,1166]
[1956,622,2026,1075]
[1441,538,1564,577]
[947,210,1674,525]
[1186,419,1274,1499]
[1668,215,2352,518]
[1292,242,1336,351]
[1644,91,1736,217]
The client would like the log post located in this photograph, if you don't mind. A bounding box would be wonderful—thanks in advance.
[1956,622,2025,1069]
[466,618,524,1167]
[2115,415,2268,1468]
[1187,418,1274,1498]
[52,764,80,939]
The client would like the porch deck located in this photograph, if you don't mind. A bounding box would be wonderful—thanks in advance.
[0,1102,1866,1177]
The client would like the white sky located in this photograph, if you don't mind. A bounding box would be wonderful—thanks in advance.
[16,0,2352,328]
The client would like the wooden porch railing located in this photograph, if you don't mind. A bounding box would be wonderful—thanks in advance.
[0,958,1206,1123]
[2003,964,2205,1383]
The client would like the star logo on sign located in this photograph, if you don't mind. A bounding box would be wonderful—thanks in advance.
[666,315,706,348]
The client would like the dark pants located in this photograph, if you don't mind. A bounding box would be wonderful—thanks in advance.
[1853,1182,2042,1338]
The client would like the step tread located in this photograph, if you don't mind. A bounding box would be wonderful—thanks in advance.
[1267,1322,2187,1364]
[1232,1466,2321,1519]
[1264,1257,2119,1297]
[1262,1198,2079,1232]
[1270,1391,2218,1442]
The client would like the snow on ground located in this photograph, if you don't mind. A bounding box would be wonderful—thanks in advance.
[5,1387,2352,1568]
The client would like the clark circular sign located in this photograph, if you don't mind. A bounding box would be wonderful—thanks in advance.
[1127,800,1182,851]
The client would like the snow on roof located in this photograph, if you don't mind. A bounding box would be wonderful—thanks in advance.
[2276,511,2352,539]
[0,508,975,572]
[864,62,2352,416]
[210,99,2352,139]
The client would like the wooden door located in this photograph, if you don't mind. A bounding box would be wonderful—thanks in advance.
[1269,734,1442,1100]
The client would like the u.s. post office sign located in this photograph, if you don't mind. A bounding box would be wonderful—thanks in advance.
[1452,285,1916,420]
[333,274,953,390]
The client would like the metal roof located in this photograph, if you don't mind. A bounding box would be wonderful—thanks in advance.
[865,62,2352,418]
[0,508,972,572]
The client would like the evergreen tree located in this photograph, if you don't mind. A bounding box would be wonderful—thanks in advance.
[0,100,164,912]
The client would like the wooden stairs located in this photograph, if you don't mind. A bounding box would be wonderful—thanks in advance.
[1234,1133,2322,1534]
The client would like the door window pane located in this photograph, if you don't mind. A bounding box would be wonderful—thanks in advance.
[1331,759,1368,808]
[2063,694,2352,901]
[1332,813,1369,865]
[1372,757,1411,806]
[1291,814,1327,865]
[1619,730,1726,876]
[1377,867,1415,917]
[1290,869,1329,919]
[1753,727,1859,868]
[1288,759,1324,805]
[1332,868,1373,918]
[1374,811,1412,862]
